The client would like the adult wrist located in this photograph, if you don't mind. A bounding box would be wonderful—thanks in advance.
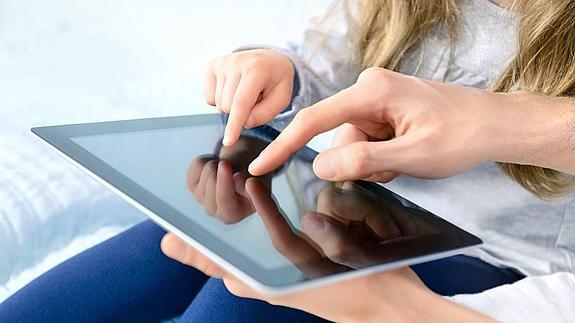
[486,92,574,171]
[480,92,548,166]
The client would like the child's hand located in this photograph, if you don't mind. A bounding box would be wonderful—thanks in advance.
[204,49,295,146]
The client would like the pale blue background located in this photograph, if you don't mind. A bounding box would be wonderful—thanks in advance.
[0,0,331,301]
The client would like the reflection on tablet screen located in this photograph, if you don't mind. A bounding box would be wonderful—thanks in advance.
[68,121,472,285]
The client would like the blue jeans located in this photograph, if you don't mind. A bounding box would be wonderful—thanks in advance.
[0,220,524,322]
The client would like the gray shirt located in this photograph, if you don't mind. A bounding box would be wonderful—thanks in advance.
[246,0,575,277]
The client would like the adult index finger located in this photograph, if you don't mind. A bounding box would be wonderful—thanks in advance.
[248,87,364,176]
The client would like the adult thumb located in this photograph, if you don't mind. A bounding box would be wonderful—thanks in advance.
[312,140,403,181]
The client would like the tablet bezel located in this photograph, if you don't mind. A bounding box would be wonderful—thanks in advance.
[32,114,482,295]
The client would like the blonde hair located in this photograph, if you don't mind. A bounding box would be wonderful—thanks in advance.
[342,0,575,199]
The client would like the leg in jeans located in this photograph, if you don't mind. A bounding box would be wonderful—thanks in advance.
[0,220,325,323]
[180,278,326,323]
[0,220,209,323]
[0,220,524,322]
[412,254,525,296]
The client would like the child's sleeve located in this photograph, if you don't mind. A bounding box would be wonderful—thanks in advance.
[235,1,362,131]
[449,272,575,322]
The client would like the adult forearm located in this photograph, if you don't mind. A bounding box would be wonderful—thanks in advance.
[489,92,575,176]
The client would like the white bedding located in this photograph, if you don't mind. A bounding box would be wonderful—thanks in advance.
[0,0,329,301]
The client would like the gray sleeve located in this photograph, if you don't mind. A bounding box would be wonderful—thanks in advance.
[234,1,362,131]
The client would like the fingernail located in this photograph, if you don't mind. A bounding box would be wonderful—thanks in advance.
[248,157,261,174]
[222,133,233,146]
[313,154,335,179]
[217,161,226,173]
[302,216,326,235]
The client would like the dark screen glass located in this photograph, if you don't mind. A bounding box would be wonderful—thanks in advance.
[34,114,481,287]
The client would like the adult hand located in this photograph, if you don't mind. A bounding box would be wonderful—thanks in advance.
[204,49,295,146]
[248,67,508,182]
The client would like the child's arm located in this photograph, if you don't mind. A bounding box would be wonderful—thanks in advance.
[205,1,361,145]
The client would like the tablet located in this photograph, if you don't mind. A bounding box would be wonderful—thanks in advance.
[32,113,481,295]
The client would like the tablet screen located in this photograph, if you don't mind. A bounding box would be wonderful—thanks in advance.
[33,114,481,288]
[71,124,316,273]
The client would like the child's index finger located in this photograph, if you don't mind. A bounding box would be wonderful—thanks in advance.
[222,103,250,147]
[223,74,265,147]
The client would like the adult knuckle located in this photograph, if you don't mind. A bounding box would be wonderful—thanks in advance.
[355,68,396,107]
[358,66,385,81]
[246,113,264,127]
[349,142,372,173]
